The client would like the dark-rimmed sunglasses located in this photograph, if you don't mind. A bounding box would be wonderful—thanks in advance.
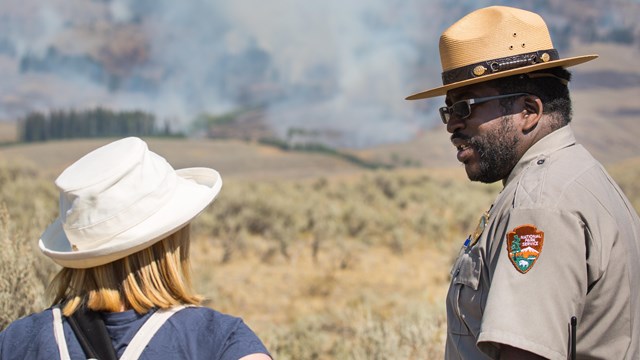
[439,93,530,124]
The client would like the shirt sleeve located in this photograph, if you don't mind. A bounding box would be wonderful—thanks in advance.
[218,319,271,360]
[477,208,588,360]
[0,310,77,360]
[0,327,5,358]
[154,307,271,360]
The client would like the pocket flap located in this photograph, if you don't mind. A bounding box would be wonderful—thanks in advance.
[453,250,481,290]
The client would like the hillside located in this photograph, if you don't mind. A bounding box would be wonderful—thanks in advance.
[2,135,638,185]
[0,138,368,181]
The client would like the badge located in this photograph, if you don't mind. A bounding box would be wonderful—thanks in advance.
[506,224,544,273]
[469,211,489,247]
[473,65,487,77]
[540,52,551,62]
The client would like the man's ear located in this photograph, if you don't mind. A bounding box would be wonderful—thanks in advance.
[522,96,543,132]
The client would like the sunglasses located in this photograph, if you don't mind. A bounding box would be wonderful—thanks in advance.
[439,93,530,124]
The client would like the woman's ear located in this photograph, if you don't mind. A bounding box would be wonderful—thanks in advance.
[522,96,543,132]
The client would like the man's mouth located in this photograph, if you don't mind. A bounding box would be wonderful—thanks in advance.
[456,143,470,152]
[451,136,474,163]
[451,136,470,151]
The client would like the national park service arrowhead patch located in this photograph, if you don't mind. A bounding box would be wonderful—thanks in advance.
[506,224,544,274]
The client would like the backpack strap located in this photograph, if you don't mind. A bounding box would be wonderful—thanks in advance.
[52,305,189,360]
[52,307,72,360]
[67,306,118,360]
[119,305,188,360]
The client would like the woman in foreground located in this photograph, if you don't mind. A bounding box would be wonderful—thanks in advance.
[0,137,271,360]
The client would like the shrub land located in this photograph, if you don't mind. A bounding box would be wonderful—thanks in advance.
[1,158,638,359]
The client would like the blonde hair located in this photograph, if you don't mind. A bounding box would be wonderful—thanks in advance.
[49,225,202,317]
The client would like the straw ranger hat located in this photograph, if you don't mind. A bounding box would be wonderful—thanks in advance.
[406,6,598,100]
[39,137,222,269]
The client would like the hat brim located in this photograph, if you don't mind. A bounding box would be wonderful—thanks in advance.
[405,54,598,100]
[39,167,222,269]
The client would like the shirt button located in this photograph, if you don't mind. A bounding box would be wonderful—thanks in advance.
[461,314,466,319]
[537,159,545,165]
[455,269,460,276]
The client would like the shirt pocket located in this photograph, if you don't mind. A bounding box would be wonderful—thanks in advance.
[450,248,483,335]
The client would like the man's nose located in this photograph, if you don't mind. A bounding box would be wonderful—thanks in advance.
[446,114,465,134]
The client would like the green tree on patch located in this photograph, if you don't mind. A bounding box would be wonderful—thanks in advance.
[511,234,525,266]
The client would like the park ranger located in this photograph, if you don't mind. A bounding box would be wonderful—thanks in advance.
[406,6,640,360]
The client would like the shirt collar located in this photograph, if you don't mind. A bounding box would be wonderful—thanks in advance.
[504,125,577,186]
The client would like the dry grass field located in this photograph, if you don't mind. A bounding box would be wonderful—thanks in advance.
[0,140,499,358]
[1,138,638,359]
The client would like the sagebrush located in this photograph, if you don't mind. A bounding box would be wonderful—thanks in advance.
[1,159,638,358]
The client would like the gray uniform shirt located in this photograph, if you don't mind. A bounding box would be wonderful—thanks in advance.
[445,126,640,359]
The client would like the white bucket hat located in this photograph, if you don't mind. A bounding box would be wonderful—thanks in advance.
[39,137,222,269]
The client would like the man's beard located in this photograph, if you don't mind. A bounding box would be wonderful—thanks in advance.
[467,115,520,183]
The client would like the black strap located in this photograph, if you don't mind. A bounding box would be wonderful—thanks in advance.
[66,307,118,360]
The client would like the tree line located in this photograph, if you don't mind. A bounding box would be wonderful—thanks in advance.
[19,108,169,142]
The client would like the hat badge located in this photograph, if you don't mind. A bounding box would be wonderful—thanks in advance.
[473,65,487,77]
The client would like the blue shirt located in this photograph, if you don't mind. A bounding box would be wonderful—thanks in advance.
[0,307,270,360]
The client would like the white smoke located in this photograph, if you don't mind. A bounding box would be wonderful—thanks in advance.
[2,0,631,147]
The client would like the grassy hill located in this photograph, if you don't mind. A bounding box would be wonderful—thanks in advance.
[0,137,368,181]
